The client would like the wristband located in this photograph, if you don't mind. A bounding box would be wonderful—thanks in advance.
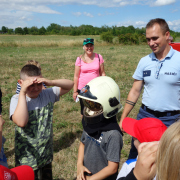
[74,91,78,93]
[126,100,136,106]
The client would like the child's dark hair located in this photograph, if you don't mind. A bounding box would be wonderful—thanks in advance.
[20,64,41,80]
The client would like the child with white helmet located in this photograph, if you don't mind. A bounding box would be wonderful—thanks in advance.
[76,76,123,180]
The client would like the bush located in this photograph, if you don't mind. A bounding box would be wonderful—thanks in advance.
[100,31,114,43]
[118,33,146,45]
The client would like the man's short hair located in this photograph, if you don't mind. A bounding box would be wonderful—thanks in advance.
[20,64,41,80]
[146,18,170,35]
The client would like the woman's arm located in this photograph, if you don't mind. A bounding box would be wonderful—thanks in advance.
[73,65,80,101]
[100,63,105,76]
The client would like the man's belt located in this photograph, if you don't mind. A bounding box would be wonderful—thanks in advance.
[141,104,180,117]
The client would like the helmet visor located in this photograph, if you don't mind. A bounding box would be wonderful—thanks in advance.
[82,99,102,111]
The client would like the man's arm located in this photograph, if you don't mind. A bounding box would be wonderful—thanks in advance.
[37,78,74,96]
[119,80,143,131]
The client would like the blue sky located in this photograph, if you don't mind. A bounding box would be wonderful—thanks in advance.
[1,0,180,32]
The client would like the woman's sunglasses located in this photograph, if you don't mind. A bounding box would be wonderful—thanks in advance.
[83,39,94,43]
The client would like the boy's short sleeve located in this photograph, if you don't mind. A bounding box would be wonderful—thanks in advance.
[106,130,123,163]
[9,94,19,120]
[75,57,81,67]
[80,130,86,144]
[51,86,60,102]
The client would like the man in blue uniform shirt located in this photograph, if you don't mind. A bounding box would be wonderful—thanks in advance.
[119,18,180,159]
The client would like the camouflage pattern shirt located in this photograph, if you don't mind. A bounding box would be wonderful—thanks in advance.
[10,87,60,170]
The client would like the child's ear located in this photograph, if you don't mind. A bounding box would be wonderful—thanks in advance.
[18,79,23,87]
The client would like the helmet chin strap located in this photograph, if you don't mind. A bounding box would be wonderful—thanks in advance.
[83,107,104,125]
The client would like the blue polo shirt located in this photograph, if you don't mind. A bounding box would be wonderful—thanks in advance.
[133,47,180,112]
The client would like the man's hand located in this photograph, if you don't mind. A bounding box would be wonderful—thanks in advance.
[133,141,158,180]
[119,119,125,133]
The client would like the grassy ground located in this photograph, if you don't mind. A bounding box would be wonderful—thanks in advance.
[1,35,179,179]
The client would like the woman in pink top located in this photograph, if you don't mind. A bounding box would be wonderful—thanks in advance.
[73,38,106,115]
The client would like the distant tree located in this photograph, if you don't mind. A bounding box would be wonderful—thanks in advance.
[15,27,24,34]
[2,26,8,33]
[126,25,136,33]
[100,31,114,43]
[38,26,46,35]
[23,27,29,34]
[47,23,61,34]
[8,29,14,34]
[29,26,39,35]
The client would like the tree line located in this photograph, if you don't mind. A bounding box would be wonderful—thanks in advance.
[1,24,180,44]
[1,23,179,36]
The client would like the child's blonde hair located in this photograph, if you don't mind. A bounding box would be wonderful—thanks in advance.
[156,120,180,180]
[25,60,41,70]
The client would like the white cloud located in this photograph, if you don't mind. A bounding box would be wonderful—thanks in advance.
[115,19,180,32]
[152,0,176,6]
[83,12,94,17]
[0,10,32,29]
[168,19,180,31]
[72,12,82,16]
[115,20,147,29]
[0,0,180,31]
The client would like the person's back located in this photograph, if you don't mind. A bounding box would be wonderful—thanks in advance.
[10,64,73,180]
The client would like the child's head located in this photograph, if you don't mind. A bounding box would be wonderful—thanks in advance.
[122,117,167,149]
[20,64,41,80]
[25,60,41,70]
[19,64,42,98]
[156,120,180,180]
[78,76,122,124]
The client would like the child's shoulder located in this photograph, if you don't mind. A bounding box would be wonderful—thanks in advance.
[11,94,19,100]
[103,130,122,142]
[105,129,122,137]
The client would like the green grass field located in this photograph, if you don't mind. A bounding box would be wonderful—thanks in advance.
[1,35,179,179]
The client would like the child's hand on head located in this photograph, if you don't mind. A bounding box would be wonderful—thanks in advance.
[20,79,34,94]
[37,78,51,86]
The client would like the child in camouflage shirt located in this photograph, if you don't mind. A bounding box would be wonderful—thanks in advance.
[10,64,73,180]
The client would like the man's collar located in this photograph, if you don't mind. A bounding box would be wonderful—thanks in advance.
[151,47,175,61]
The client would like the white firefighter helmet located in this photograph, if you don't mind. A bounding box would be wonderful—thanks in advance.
[78,76,122,119]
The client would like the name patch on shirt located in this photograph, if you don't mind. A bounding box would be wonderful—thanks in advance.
[143,70,151,77]
[86,133,103,147]
[164,72,177,76]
